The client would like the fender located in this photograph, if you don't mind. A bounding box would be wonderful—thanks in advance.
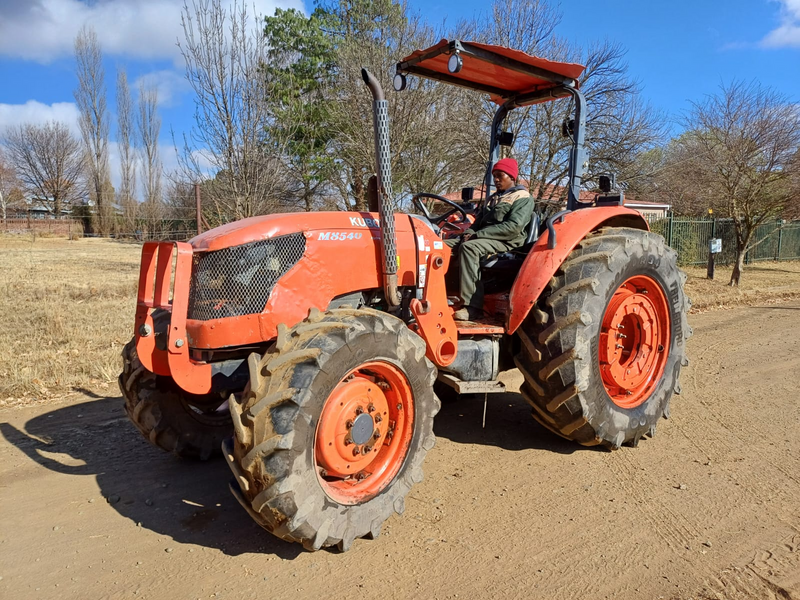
[506,207,648,334]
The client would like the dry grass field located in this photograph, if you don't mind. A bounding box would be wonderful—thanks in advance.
[2,233,800,405]
[0,236,140,405]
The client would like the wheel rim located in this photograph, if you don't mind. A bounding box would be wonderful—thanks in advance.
[315,361,415,505]
[599,275,671,409]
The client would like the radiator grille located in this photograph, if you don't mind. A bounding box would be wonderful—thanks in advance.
[187,234,306,321]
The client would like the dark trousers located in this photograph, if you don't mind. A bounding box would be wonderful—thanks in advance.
[445,237,511,310]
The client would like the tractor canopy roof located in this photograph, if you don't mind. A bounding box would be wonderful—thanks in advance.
[396,39,586,107]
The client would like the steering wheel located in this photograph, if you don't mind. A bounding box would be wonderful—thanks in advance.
[412,193,469,230]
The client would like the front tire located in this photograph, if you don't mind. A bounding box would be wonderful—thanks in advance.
[225,308,439,551]
[515,227,691,449]
[119,340,232,460]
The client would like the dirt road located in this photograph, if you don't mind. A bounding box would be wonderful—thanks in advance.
[2,302,799,600]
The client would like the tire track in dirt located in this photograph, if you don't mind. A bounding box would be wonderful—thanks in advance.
[603,448,706,562]
[695,533,800,600]
[677,307,800,511]
[669,407,800,522]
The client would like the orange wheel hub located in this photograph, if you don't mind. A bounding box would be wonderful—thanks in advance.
[599,275,670,409]
[315,361,414,505]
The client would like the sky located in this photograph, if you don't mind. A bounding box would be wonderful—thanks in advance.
[0,0,799,193]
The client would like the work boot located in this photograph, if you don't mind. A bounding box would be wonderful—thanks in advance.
[453,307,481,321]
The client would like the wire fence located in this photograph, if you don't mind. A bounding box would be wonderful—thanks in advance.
[4,211,800,267]
[2,217,84,237]
[646,215,800,266]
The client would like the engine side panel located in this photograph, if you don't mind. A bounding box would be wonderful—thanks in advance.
[506,208,648,334]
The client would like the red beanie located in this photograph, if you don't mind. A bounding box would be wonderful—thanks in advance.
[492,158,518,181]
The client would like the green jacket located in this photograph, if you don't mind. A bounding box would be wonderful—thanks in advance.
[467,186,535,248]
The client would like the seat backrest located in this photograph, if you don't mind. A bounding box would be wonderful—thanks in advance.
[524,212,540,245]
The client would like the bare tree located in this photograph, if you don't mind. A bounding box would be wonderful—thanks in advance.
[137,82,166,237]
[676,81,800,285]
[317,0,476,210]
[453,0,663,204]
[116,68,137,232]
[177,0,288,223]
[3,121,85,216]
[138,83,163,206]
[0,148,25,221]
[74,25,113,233]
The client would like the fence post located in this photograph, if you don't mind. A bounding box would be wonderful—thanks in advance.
[667,212,674,248]
[776,220,783,261]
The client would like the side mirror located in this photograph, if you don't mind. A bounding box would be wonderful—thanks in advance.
[461,187,475,201]
[497,131,514,147]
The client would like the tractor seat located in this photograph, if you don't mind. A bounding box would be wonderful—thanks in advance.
[480,212,541,270]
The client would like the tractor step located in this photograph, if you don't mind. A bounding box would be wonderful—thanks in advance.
[436,373,506,394]
[455,319,504,336]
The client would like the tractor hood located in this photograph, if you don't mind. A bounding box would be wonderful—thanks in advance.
[190,212,386,252]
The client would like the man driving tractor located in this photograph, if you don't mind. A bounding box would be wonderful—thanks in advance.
[447,157,534,321]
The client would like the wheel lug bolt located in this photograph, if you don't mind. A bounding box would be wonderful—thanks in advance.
[364,445,372,453]
[396,403,402,411]
[374,414,382,423]
[319,468,328,477]
[367,403,375,413]
[346,419,354,429]
[355,406,364,415]
[377,381,390,391]
[352,447,361,456]
[344,437,353,446]
[355,472,367,481]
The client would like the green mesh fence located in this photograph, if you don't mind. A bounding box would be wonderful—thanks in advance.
[644,215,800,266]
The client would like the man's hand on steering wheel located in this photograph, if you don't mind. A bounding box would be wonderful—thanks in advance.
[411,193,469,230]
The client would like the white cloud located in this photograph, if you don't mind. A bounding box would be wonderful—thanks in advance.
[0,0,305,63]
[0,101,81,136]
[761,0,800,47]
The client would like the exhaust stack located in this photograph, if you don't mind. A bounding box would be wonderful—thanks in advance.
[361,68,401,307]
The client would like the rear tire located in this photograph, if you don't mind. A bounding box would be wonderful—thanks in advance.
[225,308,439,551]
[515,227,691,449]
[119,339,232,460]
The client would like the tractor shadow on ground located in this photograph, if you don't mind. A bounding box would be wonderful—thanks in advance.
[433,389,595,455]
[0,394,302,560]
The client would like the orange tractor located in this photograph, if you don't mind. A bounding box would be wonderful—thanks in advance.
[120,40,690,551]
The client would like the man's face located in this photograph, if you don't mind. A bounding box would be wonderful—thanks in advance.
[492,170,514,192]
